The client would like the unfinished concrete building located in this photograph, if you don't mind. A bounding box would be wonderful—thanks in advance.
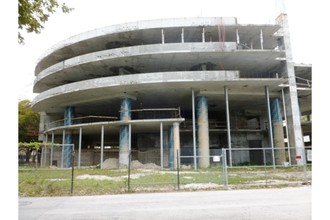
[32,14,311,168]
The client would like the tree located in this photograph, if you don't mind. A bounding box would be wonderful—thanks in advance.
[19,100,40,142]
[18,0,73,44]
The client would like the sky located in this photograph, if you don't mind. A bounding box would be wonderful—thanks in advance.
[17,0,315,101]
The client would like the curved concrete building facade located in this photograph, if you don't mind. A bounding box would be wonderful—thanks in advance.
[32,16,311,168]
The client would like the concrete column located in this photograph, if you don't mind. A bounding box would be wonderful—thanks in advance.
[196,96,210,168]
[119,98,132,168]
[270,98,286,165]
[173,122,180,169]
[276,14,305,165]
[281,89,291,164]
[168,126,174,169]
[63,106,75,168]
[265,86,275,168]
[42,133,48,167]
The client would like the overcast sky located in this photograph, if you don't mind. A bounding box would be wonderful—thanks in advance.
[17,0,314,101]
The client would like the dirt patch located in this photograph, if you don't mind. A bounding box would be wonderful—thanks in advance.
[182,183,220,190]
[102,158,160,169]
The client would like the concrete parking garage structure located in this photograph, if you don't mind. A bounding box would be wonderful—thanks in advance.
[32,16,311,169]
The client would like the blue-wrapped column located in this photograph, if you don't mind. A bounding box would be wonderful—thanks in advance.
[168,126,174,169]
[196,96,210,168]
[119,98,131,168]
[63,106,75,168]
[270,98,286,165]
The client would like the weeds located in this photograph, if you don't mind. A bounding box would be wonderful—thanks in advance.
[18,165,311,197]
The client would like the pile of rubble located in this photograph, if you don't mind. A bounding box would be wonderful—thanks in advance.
[102,158,160,169]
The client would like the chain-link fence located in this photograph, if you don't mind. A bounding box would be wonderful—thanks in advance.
[224,146,312,189]
[40,144,75,169]
[19,145,311,196]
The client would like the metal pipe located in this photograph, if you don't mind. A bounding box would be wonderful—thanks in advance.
[100,125,104,169]
[173,122,180,169]
[236,28,240,44]
[160,122,164,169]
[192,90,197,170]
[224,86,232,167]
[43,133,48,167]
[222,148,228,188]
[78,127,82,168]
[61,129,65,168]
[161,29,165,44]
[202,27,205,43]
[281,89,291,164]
[177,149,180,190]
[128,123,131,151]
[70,145,75,195]
[265,86,275,169]
[50,131,54,166]
[260,29,264,50]
[181,28,184,43]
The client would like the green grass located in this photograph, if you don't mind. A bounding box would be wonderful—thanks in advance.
[18,165,311,197]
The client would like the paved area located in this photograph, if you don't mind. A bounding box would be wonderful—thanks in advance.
[19,186,311,220]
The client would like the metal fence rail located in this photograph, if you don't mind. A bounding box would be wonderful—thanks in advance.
[19,145,311,196]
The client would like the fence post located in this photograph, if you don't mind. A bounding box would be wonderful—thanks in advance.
[302,146,308,184]
[177,149,180,191]
[128,150,131,191]
[70,144,74,195]
[222,148,228,188]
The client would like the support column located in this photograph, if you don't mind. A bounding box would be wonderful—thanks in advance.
[202,28,205,43]
[265,86,275,168]
[160,122,164,169]
[270,98,286,165]
[63,106,75,168]
[276,14,305,165]
[168,126,174,168]
[119,98,132,168]
[196,95,210,168]
[173,122,180,169]
[236,28,240,44]
[192,90,197,170]
[50,131,54,166]
[161,29,165,44]
[282,89,291,164]
[260,29,264,50]
[78,127,82,168]
[61,129,65,168]
[42,133,48,167]
[100,125,104,169]
[224,86,232,166]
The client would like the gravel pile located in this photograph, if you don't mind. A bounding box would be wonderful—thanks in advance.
[102,158,119,169]
[101,158,160,169]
